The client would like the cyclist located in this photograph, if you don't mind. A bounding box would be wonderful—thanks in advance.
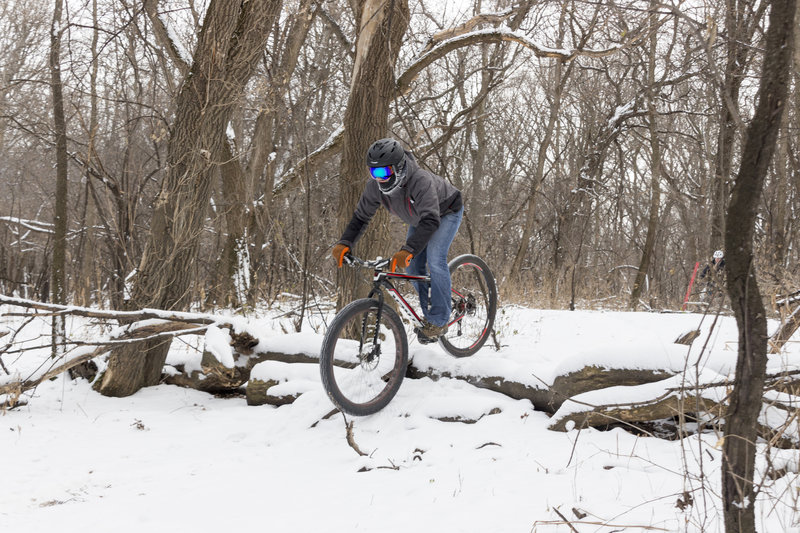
[331,138,463,340]
[699,250,725,301]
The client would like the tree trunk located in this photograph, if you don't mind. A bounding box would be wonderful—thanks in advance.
[97,0,281,397]
[630,1,662,308]
[508,5,570,279]
[75,0,100,308]
[215,138,253,307]
[767,96,791,269]
[558,99,643,308]
[49,0,68,356]
[335,0,410,310]
[709,1,766,251]
[722,1,795,531]
[243,0,315,305]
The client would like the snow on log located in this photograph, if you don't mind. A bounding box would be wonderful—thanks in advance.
[406,361,553,412]
[0,296,322,404]
[406,339,687,414]
[548,371,728,432]
[549,366,675,411]
[405,363,677,414]
[165,349,319,393]
[165,332,321,393]
[548,372,800,448]
[246,361,320,406]
[761,391,800,449]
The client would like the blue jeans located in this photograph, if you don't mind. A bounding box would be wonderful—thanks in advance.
[406,207,463,327]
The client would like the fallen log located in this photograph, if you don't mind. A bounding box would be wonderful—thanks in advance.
[165,350,318,394]
[0,320,208,408]
[549,389,725,432]
[0,295,268,407]
[770,301,800,354]
[549,366,674,411]
[407,360,674,414]
[0,294,217,324]
[548,376,800,448]
[675,329,701,345]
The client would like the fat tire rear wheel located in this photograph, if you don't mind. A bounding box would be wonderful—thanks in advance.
[439,254,497,357]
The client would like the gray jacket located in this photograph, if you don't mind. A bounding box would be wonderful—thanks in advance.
[339,153,462,255]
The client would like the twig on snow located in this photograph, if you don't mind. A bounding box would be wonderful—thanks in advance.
[552,507,580,533]
[344,417,368,457]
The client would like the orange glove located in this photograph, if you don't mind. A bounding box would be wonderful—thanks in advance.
[391,250,413,272]
[332,243,350,268]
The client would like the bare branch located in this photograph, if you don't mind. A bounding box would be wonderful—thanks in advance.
[273,126,343,196]
[398,29,628,95]
[142,0,190,76]
[0,294,217,325]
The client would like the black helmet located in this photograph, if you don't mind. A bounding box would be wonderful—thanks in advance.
[366,138,407,194]
[366,138,405,167]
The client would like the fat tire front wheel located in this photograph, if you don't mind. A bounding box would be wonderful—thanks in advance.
[319,298,408,416]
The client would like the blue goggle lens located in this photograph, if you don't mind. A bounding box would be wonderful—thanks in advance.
[369,166,393,180]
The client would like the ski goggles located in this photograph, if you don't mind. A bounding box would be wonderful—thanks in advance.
[369,165,394,180]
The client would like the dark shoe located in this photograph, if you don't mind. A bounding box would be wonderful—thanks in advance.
[420,320,448,338]
[414,327,438,344]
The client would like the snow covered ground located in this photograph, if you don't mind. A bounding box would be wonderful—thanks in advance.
[2,305,800,532]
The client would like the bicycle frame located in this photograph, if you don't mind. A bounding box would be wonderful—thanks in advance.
[344,254,471,347]
[366,269,430,329]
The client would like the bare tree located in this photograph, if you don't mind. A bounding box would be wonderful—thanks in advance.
[629,1,664,308]
[507,2,572,279]
[722,1,795,531]
[709,1,767,252]
[5,0,800,342]
[97,0,282,397]
[49,0,68,356]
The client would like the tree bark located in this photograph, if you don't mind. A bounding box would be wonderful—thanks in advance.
[97,0,281,397]
[215,138,253,306]
[722,1,795,531]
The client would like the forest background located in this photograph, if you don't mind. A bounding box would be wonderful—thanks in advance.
[2,0,798,317]
[2,2,800,531]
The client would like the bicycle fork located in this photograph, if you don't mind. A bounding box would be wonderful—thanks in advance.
[356,286,393,366]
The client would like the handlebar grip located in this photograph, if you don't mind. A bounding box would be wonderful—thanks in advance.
[342,254,390,270]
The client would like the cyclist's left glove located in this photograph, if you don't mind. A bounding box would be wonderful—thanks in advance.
[391,250,413,272]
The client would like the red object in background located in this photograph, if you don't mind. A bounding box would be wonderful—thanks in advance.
[682,261,700,311]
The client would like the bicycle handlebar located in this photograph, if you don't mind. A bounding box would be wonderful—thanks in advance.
[343,253,391,271]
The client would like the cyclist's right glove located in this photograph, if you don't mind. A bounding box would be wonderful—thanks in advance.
[391,249,413,272]
[332,243,350,268]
